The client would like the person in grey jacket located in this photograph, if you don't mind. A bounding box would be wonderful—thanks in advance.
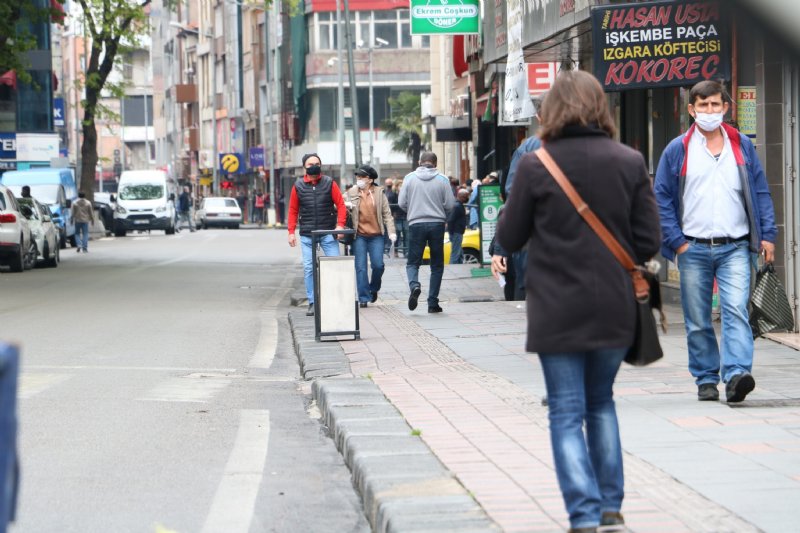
[71,192,94,253]
[398,151,456,313]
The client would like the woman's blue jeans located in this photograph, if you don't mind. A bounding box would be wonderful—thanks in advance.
[538,348,627,530]
[678,240,753,384]
[353,235,385,303]
[300,234,340,304]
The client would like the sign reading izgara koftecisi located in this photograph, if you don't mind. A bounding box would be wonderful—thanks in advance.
[591,0,729,91]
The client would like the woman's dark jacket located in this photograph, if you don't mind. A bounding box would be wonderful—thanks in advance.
[496,126,661,354]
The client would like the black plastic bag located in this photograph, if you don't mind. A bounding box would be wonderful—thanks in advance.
[749,264,795,338]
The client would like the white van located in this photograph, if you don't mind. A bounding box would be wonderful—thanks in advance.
[113,170,176,237]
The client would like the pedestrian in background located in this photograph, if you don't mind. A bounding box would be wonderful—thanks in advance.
[177,186,196,232]
[399,151,455,313]
[287,153,347,316]
[390,179,407,257]
[71,191,95,253]
[346,165,395,307]
[253,190,266,227]
[495,70,661,533]
[447,188,469,264]
[654,79,777,403]
[383,177,394,255]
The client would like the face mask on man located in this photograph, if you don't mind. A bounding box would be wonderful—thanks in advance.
[693,112,724,132]
[306,164,321,176]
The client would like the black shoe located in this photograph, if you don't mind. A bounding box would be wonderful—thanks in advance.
[370,291,378,303]
[726,372,755,403]
[76,248,81,253]
[600,511,624,527]
[408,285,421,311]
[698,383,719,401]
[428,305,443,313]
[306,303,315,316]
[359,302,368,308]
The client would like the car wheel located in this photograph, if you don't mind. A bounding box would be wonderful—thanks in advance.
[24,240,38,270]
[59,229,67,249]
[234,224,240,229]
[9,237,24,272]
[463,249,481,264]
[39,241,49,268]
[114,222,126,237]
[47,241,59,268]
[202,220,208,230]
[166,225,175,235]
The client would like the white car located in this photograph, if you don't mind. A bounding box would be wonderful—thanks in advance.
[0,184,35,272]
[195,197,243,229]
[17,197,59,268]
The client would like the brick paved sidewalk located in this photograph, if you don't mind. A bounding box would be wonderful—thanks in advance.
[326,260,800,532]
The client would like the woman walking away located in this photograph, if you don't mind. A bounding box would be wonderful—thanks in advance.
[346,164,395,307]
[494,70,661,533]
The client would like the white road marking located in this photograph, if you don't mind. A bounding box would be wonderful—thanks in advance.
[201,409,271,533]
[138,376,231,403]
[19,373,71,399]
[248,275,294,369]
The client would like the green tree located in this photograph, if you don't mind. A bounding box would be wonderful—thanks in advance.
[74,0,152,199]
[0,0,64,81]
[381,91,428,171]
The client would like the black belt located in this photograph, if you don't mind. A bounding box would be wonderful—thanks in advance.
[685,235,749,245]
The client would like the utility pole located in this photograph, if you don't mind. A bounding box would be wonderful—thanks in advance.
[264,4,276,223]
[335,0,346,180]
[342,0,361,166]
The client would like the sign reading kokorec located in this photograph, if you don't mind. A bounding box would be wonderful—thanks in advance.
[591,0,729,91]
[410,0,480,35]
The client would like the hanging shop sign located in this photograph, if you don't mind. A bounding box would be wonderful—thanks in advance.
[410,0,480,35]
[502,0,536,123]
[591,0,730,91]
[219,153,244,174]
[736,86,757,139]
[248,146,265,168]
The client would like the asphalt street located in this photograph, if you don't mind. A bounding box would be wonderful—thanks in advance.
[1,228,368,533]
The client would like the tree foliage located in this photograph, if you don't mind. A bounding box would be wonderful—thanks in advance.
[0,0,64,82]
[380,92,428,170]
[74,0,152,198]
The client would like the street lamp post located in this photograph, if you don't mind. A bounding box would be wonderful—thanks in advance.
[367,38,388,165]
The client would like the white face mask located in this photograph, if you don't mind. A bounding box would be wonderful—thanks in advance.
[693,112,724,132]
[357,179,368,189]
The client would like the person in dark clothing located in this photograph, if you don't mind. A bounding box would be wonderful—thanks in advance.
[388,179,407,257]
[287,153,347,316]
[177,186,195,232]
[447,189,469,264]
[495,71,661,533]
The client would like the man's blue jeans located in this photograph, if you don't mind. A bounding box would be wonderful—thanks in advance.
[353,235,385,303]
[75,222,89,250]
[300,234,340,305]
[406,222,445,307]
[678,240,753,384]
[449,232,464,264]
[538,348,627,530]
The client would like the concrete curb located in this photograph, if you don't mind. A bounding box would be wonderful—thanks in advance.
[288,310,500,532]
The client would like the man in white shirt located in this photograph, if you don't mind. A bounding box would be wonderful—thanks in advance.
[655,80,777,403]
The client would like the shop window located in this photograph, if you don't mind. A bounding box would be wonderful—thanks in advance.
[318,89,338,141]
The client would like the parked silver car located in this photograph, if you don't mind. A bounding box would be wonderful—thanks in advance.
[0,184,35,272]
[18,197,59,268]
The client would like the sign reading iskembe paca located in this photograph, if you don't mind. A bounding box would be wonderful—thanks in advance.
[591,0,729,91]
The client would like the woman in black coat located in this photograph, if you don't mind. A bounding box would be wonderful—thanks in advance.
[495,70,661,533]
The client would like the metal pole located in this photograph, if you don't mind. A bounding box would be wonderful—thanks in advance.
[264,4,276,224]
[212,43,218,193]
[342,0,362,166]
[143,93,151,169]
[335,0,346,180]
[120,96,126,171]
[368,45,373,165]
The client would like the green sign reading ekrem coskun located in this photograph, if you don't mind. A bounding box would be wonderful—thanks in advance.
[410,0,480,35]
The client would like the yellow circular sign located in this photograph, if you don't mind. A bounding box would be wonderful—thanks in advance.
[221,153,240,173]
